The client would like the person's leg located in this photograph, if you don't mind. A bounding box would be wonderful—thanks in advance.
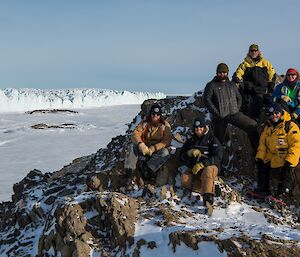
[200,165,218,195]
[181,170,201,192]
[146,148,170,173]
[256,160,270,194]
[227,112,258,150]
[249,94,264,119]
[212,118,227,144]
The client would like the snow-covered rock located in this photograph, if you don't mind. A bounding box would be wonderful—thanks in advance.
[0,88,166,112]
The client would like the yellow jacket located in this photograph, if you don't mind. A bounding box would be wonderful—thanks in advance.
[256,111,300,168]
[132,120,172,151]
[235,55,275,82]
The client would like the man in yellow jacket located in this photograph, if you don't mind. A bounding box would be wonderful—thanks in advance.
[233,44,276,119]
[129,103,173,183]
[256,103,300,196]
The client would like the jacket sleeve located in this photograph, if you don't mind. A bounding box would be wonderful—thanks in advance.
[271,83,283,103]
[234,85,242,110]
[256,127,268,161]
[265,59,276,82]
[180,138,194,164]
[285,122,300,167]
[154,122,172,151]
[235,60,247,81]
[203,83,220,118]
[131,122,144,145]
[202,137,223,168]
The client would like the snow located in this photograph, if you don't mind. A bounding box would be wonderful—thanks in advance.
[0,88,166,112]
[0,105,140,201]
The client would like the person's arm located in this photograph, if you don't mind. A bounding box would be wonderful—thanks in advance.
[203,83,220,118]
[131,122,144,145]
[256,127,268,161]
[270,83,282,103]
[265,59,276,82]
[235,60,247,81]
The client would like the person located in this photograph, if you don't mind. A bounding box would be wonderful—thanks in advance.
[203,63,258,149]
[255,103,300,196]
[130,103,173,184]
[180,117,223,214]
[271,68,300,123]
[233,44,276,119]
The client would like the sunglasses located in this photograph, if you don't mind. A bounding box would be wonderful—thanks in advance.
[267,111,281,116]
[250,49,258,52]
[287,74,297,77]
[194,121,205,128]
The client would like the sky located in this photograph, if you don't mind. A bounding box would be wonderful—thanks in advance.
[0,0,299,94]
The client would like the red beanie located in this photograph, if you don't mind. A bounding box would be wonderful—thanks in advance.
[286,68,298,75]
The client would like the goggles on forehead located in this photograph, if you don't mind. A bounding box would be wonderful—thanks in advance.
[267,107,281,116]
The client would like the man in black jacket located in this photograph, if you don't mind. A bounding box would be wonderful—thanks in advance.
[180,117,223,212]
[203,63,258,147]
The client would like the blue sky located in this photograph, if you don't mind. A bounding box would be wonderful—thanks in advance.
[0,0,299,94]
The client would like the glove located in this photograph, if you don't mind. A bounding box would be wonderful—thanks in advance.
[281,95,291,103]
[292,112,298,120]
[187,148,202,158]
[191,162,205,175]
[148,145,156,156]
[138,142,150,156]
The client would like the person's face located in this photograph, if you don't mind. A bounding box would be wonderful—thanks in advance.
[150,112,161,124]
[270,111,282,123]
[195,126,206,137]
[249,49,260,59]
[286,73,298,83]
[217,71,228,81]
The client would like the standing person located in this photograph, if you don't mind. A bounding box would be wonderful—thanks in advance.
[203,63,258,148]
[180,117,223,215]
[233,44,276,119]
[271,68,300,123]
[130,103,172,184]
[255,103,300,196]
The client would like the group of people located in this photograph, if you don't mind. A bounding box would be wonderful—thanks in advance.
[126,43,300,214]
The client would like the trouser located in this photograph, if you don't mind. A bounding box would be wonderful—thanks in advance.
[181,165,218,194]
[125,143,170,173]
[256,160,294,194]
[213,112,258,149]
[248,93,264,120]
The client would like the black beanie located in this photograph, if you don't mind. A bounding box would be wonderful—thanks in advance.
[193,116,209,128]
[216,63,229,73]
[268,103,283,115]
[149,103,162,115]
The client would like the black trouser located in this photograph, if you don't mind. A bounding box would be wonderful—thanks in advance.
[256,160,294,194]
[213,112,258,150]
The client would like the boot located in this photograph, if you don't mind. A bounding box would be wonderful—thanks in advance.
[203,193,214,216]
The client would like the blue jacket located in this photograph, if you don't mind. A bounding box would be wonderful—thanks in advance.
[271,81,300,115]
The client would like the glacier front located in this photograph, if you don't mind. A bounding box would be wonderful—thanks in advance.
[0,88,166,112]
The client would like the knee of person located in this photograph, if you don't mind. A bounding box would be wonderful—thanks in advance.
[201,166,217,179]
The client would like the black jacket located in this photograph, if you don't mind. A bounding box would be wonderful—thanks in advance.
[180,127,223,170]
[203,76,242,119]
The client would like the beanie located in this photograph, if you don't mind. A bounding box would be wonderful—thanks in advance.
[216,63,229,73]
[268,103,283,115]
[193,116,209,128]
[286,68,298,76]
[149,103,162,115]
[249,44,259,51]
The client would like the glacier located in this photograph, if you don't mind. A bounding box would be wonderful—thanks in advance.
[0,88,166,112]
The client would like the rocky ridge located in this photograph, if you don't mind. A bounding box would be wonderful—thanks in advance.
[0,92,300,257]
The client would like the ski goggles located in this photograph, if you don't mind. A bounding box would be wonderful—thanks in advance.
[194,120,206,128]
[151,107,161,115]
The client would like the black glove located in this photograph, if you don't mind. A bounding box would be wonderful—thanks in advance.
[232,74,240,84]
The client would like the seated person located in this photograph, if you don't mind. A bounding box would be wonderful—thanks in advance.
[180,117,223,211]
[256,103,300,196]
[130,103,172,183]
[271,68,300,123]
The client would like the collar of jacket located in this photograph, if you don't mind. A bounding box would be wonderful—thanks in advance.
[245,54,263,64]
[211,76,230,83]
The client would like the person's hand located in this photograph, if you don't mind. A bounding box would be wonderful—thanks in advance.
[281,95,291,103]
[148,145,156,156]
[187,149,202,158]
[138,142,150,156]
[191,162,205,175]
[292,112,298,120]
